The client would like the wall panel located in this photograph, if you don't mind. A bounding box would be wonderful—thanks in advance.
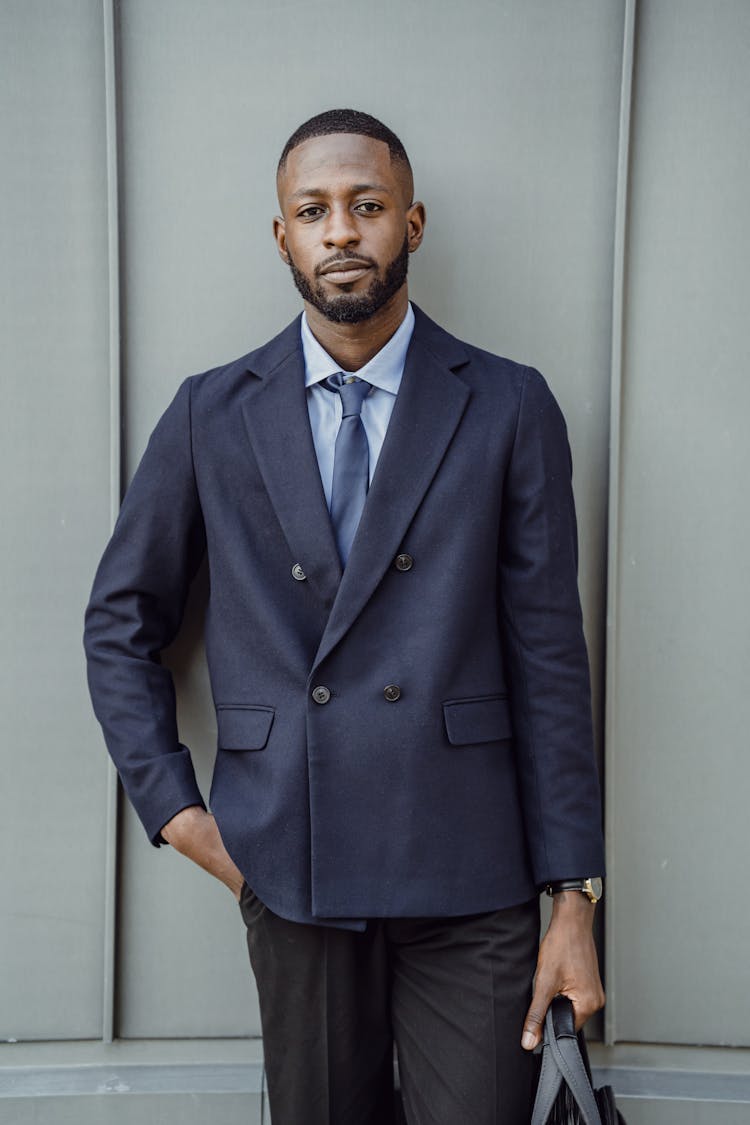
[611,0,750,1044]
[115,0,624,1035]
[0,0,112,1039]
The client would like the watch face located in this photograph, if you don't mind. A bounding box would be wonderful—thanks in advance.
[585,877,603,902]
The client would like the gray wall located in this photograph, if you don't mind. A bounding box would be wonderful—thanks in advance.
[2,0,749,1118]
[609,0,750,1048]
[1,0,111,1041]
[115,0,622,1040]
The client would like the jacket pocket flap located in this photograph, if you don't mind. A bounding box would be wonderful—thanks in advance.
[442,695,512,746]
[216,705,275,751]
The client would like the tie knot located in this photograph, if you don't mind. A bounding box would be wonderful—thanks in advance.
[326,373,371,418]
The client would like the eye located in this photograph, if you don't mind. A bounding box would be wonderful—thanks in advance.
[297,205,325,220]
[354,200,383,214]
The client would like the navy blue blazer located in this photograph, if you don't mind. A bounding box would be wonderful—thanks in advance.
[84,305,605,927]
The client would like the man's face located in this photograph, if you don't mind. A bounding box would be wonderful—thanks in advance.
[274,133,424,324]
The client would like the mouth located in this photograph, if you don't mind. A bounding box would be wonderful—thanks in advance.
[317,260,373,285]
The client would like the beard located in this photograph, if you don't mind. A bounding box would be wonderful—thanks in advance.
[286,235,409,324]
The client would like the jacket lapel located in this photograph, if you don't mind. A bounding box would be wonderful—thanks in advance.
[239,308,472,661]
[313,310,471,670]
[240,321,342,612]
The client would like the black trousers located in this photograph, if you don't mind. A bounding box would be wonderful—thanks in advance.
[239,885,540,1125]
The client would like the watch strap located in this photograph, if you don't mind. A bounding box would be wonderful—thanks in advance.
[546,878,602,902]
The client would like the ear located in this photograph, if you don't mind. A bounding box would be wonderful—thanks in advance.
[406,201,426,253]
[273,215,289,263]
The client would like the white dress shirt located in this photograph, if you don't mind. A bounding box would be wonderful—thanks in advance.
[300,302,415,510]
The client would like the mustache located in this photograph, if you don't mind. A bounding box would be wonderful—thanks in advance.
[315,253,377,276]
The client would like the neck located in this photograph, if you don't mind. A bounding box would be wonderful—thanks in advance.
[303,287,409,371]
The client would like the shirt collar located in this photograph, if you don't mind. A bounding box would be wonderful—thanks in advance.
[301,302,415,395]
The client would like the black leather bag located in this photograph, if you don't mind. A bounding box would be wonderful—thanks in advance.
[530,997,626,1125]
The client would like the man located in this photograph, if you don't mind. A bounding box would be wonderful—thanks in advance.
[85,108,605,1124]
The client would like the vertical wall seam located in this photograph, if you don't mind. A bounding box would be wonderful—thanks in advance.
[604,0,637,1047]
[102,0,122,1045]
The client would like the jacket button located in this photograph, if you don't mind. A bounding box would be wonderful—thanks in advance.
[383,684,401,702]
[394,553,413,572]
[291,563,307,581]
[312,685,331,704]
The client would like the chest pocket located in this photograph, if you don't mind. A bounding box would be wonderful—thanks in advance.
[442,694,512,746]
[216,705,275,750]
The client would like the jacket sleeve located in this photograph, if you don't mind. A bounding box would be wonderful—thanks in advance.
[84,377,207,844]
[498,366,605,886]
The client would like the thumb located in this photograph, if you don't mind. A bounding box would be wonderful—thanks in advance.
[521,980,555,1051]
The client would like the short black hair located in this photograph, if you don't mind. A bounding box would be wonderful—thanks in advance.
[277,108,411,176]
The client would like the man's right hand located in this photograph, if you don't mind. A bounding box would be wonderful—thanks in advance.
[161,806,245,900]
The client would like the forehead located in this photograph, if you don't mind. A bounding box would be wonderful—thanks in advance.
[278,133,397,201]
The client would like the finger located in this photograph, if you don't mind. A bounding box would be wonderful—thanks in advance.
[562,986,606,1031]
[521,980,556,1050]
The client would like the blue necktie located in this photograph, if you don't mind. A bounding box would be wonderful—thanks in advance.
[325,373,371,565]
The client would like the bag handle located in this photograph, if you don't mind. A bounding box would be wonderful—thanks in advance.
[529,997,603,1125]
[529,1038,565,1124]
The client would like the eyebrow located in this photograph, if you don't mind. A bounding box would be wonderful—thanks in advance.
[288,182,394,201]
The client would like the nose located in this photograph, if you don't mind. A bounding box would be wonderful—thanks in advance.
[322,204,360,248]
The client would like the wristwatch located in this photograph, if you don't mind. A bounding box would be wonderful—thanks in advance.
[545,877,603,904]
